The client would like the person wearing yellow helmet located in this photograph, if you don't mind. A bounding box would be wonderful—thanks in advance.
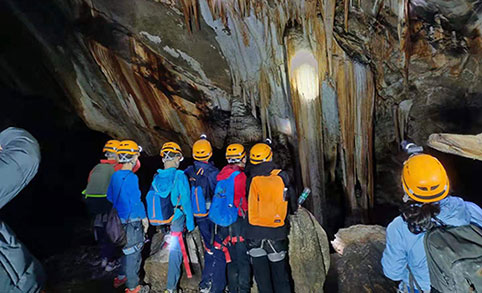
[146,142,195,293]
[184,134,221,292]
[107,140,149,293]
[83,139,121,271]
[209,143,250,293]
[245,139,297,293]
[382,146,482,293]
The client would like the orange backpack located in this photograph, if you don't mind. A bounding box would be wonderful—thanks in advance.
[248,169,288,228]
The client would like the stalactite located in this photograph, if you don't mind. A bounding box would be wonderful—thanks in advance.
[259,68,271,139]
[353,62,375,211]
[193,0,375,223]
[324,0,336,77]
[398,0,411,84]
[180,0,200,32]
[344,0,350,31]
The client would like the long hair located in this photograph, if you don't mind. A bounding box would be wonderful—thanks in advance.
[400,201,441,234]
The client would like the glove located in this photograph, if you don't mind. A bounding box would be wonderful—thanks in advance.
[142,218,149,234]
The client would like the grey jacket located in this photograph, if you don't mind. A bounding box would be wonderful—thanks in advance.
[0,127,45,292]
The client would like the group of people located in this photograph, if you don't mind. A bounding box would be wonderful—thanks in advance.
[83,135,297,293]
[0,126,481,293]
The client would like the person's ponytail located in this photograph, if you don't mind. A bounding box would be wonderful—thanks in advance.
[400,201,441,234]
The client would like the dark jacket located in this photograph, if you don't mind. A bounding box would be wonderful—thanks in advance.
[0,127,46,292]
[185,161,219,202]
[245,161,297,241]
[84,160,116,216]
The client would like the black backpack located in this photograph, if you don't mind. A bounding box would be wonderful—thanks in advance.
[424,222,482,293]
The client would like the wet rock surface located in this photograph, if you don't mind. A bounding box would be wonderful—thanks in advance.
[288,207,331,293]
[327,225,398,293]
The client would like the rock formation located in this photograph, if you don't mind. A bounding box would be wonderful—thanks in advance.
[3,0,482,225]
[428,133,482,161]
[329,225,398,292]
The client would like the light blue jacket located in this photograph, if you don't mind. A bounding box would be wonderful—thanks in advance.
[147,168,194,232]
[382,196,482,291]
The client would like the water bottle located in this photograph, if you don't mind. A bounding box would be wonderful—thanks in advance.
[298,187,311,206]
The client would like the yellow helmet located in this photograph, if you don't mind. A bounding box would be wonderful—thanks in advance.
[103,140,120,153]
[161,142,182,157]
[117,140,141,155]
[401,154,450,203]
[226,143,245,163]
[249,143,272,165]
[192,135,212,161]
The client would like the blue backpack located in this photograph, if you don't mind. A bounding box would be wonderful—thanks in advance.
[209,171,241,227]
[146,172,181,225]
[186,167,212,217]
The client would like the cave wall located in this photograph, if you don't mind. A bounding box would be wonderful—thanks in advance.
[3,0,482,226]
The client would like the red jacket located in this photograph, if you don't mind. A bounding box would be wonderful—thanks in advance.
[216,164,247,216]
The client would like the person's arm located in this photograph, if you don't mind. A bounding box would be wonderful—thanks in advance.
[128,175,147,219]
[106,176,115,203]
[279,171,298,214]
[0,127,40,209]
[234,172,247,211]
[179,173,195,232]
[208,167,219,195]
[465,201,482,225]
[381,221,408,281]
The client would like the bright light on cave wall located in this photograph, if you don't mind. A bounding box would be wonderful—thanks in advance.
[290,49,319,102]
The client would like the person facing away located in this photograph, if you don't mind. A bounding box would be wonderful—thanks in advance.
[83,139,121,271]
[184,134,220,293]
[382,153,482,293]
[0,127,46,292]
[145,142,194,293]
[215,143,250,293]
[245,141,297,293]
[107,140,149,293]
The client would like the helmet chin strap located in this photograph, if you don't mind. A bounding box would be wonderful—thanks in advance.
[402,193,410,203]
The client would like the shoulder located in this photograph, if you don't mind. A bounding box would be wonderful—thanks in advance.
[184,165,194,175]
[386,216,406,238]
[277,170,290,186]
[175,169,188,179]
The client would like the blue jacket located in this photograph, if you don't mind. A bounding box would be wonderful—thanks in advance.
[382,196,482,291]
[185,161,219,198]
[146,168,195,231]
[107,170,147,222]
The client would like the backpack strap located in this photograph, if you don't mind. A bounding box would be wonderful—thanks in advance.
[270,169,282,176]
[407,265,423,293]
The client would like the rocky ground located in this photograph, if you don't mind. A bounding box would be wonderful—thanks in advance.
[43,211,395,293]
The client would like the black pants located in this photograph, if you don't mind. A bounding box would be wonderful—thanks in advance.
[247,239,291,293]
[226,217,251,293]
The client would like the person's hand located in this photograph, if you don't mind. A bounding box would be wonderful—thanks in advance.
[142,218,149,234]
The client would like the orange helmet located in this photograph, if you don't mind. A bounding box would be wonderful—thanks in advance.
[161,142,182,157]
[401,154,450,203]
[226,143,245,163]
[117,140,142,155]
[192,135,212,161]
[249,143,272,165]
[103,140,120,153]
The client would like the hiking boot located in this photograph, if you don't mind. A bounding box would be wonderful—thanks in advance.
[105,260,120,272]
[113,276,127,288]
[125,285,149,293]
